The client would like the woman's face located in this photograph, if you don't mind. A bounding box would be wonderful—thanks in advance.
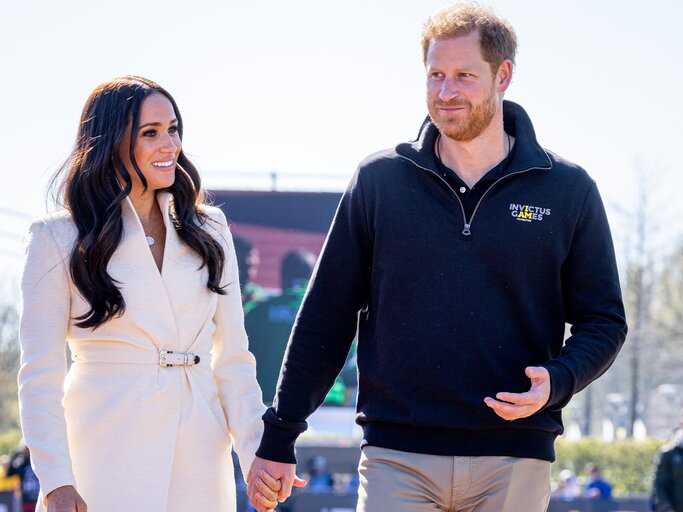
[118,93,181,197]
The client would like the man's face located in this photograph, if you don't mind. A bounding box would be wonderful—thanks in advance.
[425,31,504,142]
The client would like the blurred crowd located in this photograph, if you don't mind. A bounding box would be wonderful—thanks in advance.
[0,443,38,511]
[551,463,612,501]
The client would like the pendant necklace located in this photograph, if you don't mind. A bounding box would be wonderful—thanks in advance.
[145,235,155,246]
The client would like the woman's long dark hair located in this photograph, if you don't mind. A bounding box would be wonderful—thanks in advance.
[50,76,226,329]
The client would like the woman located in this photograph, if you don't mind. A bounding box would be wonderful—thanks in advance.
[18,76,279,511]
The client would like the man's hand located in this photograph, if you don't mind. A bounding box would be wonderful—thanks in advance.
[46,485,87,512]
[247,456,307,512]
[484,366,551,421]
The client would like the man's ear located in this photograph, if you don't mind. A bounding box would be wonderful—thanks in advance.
[497,59,513,93]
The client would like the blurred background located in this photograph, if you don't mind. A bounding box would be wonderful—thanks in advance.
[1,0,682,509]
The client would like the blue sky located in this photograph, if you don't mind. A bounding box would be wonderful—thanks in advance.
[1,0,681,281]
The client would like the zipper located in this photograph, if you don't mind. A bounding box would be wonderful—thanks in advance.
[397,154,549,237]
[462,168,546,236]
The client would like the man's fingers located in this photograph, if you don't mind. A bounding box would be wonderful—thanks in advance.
[293,476,308,487]
[247,456,301,502]
[258,470,282,492]
[525,366,549,380]
[495,391,526,405]
[486,367,551,420]
[277,479,294,502]
[280,475,308,501]
[276,474,307,501]
[484,396,534,420]
[254,477,279,501]
[495,390,545,406]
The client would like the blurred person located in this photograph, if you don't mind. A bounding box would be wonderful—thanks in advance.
[584,463,613,499]
[249,3,626,512]
[246,249,316,405]
[6,445,39,511]
[0,454,14,491]
[652,409,683,512]
[233,235,267,313]
[551,469,581,500]
[306,456,334,494]
[0,454,14,485]
[18,76,275,512]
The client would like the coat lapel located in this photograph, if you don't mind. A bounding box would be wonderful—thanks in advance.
[105,193,179,351]
[157,193,214,352]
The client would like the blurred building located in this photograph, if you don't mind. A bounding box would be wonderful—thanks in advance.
[211,190,342,291]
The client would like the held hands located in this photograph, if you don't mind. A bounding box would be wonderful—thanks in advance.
[484,366,551,421]
[247,457,307,512]
[46,485,87,512]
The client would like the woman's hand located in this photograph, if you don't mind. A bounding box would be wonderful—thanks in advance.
[46,485,87,512]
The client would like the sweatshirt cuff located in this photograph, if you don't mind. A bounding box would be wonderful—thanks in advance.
[543,361,575,411]
[255,408,308,464]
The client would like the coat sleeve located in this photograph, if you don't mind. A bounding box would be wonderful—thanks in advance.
[208,209,266,477]
[18,219,77,500]
[256,169,372,463]
[544,181,627,409]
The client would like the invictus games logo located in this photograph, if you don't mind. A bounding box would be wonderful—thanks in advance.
[510,203,551,222]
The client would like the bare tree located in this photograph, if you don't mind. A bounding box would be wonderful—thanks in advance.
[649,240,683,425]
[623,183,653,436]
[608,163,675,437]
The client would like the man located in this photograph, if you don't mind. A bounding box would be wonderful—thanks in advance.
[246,249,317,404]
[233,234,267,313]
[247,3,627,511]
[653,410,683,512]
[584,463,613,499]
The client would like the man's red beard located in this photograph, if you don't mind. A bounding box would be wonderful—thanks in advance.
[428,85,498,142]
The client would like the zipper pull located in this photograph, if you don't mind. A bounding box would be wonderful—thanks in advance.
[462,223,471,236]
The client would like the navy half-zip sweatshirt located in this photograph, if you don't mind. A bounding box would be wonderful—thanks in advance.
[256,101,627,463]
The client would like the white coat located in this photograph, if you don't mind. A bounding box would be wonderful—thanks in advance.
[18,192,265,511]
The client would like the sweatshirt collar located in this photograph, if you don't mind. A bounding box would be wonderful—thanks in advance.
[395,100,552,176]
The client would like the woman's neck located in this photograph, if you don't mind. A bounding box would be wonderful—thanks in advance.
[128,190,159,226]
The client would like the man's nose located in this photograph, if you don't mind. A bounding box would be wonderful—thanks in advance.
[439,76,459,102]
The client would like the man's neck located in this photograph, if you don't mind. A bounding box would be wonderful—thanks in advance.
[437,119,512,189]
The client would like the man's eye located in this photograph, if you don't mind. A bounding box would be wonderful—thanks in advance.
[459,73,473,78]
[430,72,444,79]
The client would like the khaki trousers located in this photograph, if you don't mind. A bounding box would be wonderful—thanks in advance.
[357,446,551,512]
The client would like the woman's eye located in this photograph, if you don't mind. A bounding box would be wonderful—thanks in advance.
[142,129,157,137]
[169,126,178,134]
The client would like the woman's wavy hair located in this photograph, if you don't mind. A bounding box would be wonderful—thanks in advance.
[50,76,226,329]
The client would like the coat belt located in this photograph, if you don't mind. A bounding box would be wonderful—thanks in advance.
[71,343,210,367]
